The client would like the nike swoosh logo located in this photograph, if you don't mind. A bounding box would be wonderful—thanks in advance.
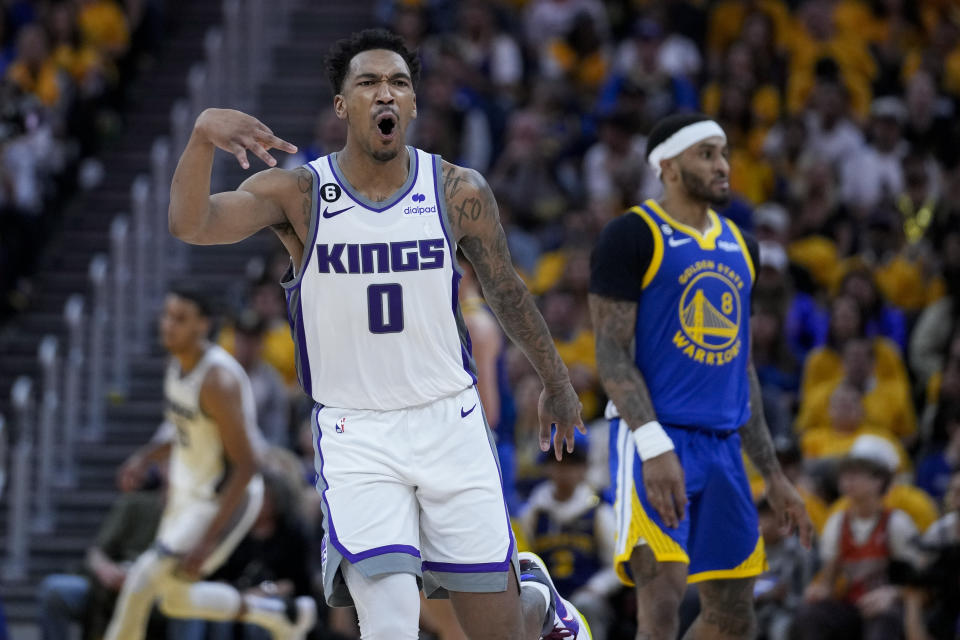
[668,236,692,247]
[461,404,477,418]
[322,205,355,219]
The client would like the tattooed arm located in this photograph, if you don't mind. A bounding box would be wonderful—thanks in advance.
[588,295,657,429]
[442,161,583,457]
[589,293,687,529]
[743,363,814,547]
[741,364,781,477]
[169,108,302,246]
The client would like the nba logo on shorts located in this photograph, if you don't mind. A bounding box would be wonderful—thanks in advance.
[336,417,346,434]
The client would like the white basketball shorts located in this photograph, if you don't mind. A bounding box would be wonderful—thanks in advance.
[312,385,518,606]
[155,473,264,576]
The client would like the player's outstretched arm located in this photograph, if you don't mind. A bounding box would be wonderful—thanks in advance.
[169,108,300,245]
[442,161,584,458]
[589,293,686,529]
[742,363,814,547]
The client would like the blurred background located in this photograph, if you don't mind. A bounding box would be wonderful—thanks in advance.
[1,0,959,638]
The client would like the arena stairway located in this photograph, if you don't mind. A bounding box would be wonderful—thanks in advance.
[0,2,372,633]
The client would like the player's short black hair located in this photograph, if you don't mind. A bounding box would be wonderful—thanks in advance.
[644,113,713,162]
[324,29,421,94]
[168,283,214,319]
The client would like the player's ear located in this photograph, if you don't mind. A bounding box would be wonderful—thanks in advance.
[661,158,677,181]
[411,94,417,120]
[334,94,347,120]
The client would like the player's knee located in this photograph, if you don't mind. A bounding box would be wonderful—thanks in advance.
[124,550,172,595]
[344,566,420,640]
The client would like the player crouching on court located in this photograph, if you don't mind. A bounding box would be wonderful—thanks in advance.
[104,286,315,640]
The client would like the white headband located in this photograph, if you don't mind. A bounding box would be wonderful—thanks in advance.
[647,120,726,178]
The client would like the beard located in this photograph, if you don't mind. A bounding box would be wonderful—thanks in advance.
[372,146,400,162]
[680,168,729,206]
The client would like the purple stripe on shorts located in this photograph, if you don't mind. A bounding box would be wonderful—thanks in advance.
[314,409,422,564]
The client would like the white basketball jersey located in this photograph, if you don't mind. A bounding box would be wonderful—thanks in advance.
[281,147,476,410]
[163,345,264,501]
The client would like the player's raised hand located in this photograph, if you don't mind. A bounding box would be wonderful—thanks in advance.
[195,108,298,170]
[643,451,687,529]
[538,383,585,461]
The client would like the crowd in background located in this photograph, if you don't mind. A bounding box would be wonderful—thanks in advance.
[0,0,163,321]
[20,0,960,638]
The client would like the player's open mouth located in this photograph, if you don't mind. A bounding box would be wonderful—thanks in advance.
[376,113,397,140]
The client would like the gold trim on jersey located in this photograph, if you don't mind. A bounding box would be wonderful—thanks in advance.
[630,206,664,289]
[645,200,722,250]
[687,535,767,583]
[724,219,755,284]
[615,478,690,586]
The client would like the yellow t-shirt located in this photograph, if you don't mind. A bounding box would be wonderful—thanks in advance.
[6,60,61,106]
[799,337,909,404]
[800,426,912,471]
[795,377,917,440]
[78,1,130,53]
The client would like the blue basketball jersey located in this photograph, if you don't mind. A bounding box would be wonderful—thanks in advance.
[631,199,755,432]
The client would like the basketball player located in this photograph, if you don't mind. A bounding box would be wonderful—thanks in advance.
[589,113,814,639]
[167,29,588,640]
[105,287,316,640]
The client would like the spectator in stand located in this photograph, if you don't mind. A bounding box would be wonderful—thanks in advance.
[799,295,908,403]
[408,42,492,171]
[6,23,61,107]
[232,309,290,448]
[793,436,923,640]
[801,67,865,172]
[910,227,960,388]
[76,0,129,63]
[281,107,347,169]
[902,69,955,164]
[607,17,698,127]
[752,297,800,441]
[523,0,608,55]
[916,399,960,502]
[754,497,816,640]
[797,337,917,445]
[834,262,908,353]
[839,97,907,216]
[519,433,618,640]
[786,1,875,119]
[219,279,297,389]
[582,107,657,213]
[454,1,524,110]
[488,106,571,230]
[800,382,910,474]
[540,9,611,102]
[911,470,960,639]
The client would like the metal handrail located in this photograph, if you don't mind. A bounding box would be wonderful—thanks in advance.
[33,337,58,533]
[151,138,171,297]
[57,295,84,487]
[84,255,108,441]
[4,377,34,581]
[110,217,130,397]
[0,413,6,498]
[131,176,151,351]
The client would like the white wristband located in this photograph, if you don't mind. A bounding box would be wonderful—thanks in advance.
[632,421,675,461]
